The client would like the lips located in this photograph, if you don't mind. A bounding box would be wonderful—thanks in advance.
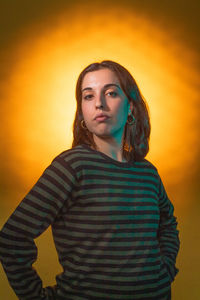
[94,113,109,120]
[95,116,109,122]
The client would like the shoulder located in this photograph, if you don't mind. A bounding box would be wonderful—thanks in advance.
[135,158,158,172]
[42,145,89,180]
[134,158,160,181]
[51,144,91,167]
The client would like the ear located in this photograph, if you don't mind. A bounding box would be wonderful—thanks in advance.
[128,101,134,112]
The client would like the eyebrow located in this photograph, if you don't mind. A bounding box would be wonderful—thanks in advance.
[82,83,121,93]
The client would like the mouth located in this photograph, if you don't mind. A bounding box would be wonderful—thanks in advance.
[95,116,110,122]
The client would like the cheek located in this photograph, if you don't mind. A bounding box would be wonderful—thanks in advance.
[81,102,92,120]
[115,101,129,121]
[81,102,87,116]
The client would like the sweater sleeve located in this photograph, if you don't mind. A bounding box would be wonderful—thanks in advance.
[0,156,77,300]
[157,174,180,283]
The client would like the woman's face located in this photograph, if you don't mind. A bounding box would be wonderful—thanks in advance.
[81,68,133,143]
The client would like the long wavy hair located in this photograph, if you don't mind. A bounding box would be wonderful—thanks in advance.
[71,60,151,162]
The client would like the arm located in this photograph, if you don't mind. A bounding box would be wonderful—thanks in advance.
[0,156,77,300]
[157,174,180,282]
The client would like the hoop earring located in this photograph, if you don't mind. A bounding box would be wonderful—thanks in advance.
[81,119,87,129]
[127,113,135,125]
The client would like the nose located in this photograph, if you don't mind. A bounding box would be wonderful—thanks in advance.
[95,92,105,109]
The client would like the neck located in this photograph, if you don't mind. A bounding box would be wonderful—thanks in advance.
[92,134,126,162]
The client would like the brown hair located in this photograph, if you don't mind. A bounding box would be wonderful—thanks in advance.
[71,60,151,162]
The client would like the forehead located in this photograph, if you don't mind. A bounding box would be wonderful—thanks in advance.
[81,68,120,89]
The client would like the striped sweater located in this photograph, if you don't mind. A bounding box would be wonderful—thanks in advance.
[0,144,180,300]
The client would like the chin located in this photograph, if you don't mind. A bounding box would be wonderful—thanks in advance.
[93,131,112,138]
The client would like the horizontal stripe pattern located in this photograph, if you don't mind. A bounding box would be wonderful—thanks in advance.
[0,144,180,300]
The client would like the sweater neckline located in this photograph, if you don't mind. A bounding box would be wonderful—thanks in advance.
[81,144,135,168]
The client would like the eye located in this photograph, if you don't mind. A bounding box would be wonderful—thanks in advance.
[106,91,118,97]
[83,94,94,100]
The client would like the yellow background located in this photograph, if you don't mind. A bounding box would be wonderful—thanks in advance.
[0,1,199,299]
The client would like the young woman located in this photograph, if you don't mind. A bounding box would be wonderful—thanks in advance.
[0,60,180,299]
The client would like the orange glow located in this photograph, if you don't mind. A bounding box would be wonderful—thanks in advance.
[2,4,199,190]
